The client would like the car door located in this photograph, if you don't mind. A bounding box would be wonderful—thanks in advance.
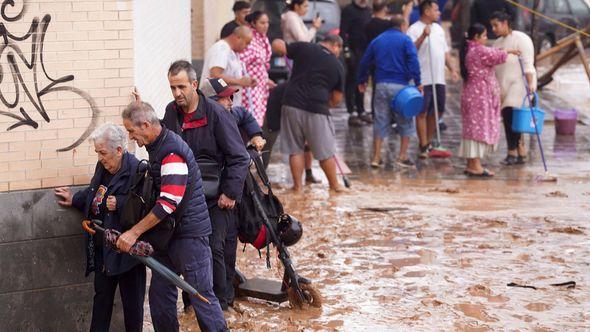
[567,0,590,28]
[548,0,576,41]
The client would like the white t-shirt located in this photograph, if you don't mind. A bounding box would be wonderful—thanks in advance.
[407,21,449,86]
[493,31,536,109]
[200,39,244,106]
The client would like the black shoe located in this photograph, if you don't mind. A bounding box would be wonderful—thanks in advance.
[305,170,321,184]
[516,156,526,164]
[358,113,373,124]
[439,120,448,132]
[395,158,415,168]
[501,155,518,166]
[348,115,364,127]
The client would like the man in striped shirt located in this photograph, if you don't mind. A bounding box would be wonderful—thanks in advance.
[119,102,228,331]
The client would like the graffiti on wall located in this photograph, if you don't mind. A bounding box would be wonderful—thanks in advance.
[0,0,100,151]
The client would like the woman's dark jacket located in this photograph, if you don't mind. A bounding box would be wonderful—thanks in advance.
[72,152,140,277]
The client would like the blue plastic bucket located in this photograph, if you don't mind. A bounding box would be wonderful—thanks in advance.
[391,86,424,118]
[512,92,545,134]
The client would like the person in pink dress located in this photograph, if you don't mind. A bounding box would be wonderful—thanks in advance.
[239,11,275,126]
[459,23,520,177]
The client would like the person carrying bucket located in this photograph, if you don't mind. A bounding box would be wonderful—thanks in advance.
[358,14,422,169]
[491,11,537,166]
[458,23,520,177]
[407,0,460,159]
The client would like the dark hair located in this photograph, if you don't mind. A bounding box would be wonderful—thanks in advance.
[373,0,387,12]
[419,0,438,16]
[490,10,511,26]
[287,0,307,11]
[168,60,197,81]
[459,23,486,81]
[387,0,413,15]
[390,14,406,29]
[232,1,251,12]
[245,10,266,24]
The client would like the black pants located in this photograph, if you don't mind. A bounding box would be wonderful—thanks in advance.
[501,107,523,151]
[345,50,366,115]
[205,205,238,310]
[261,125,280,170]
[90,264,146,332]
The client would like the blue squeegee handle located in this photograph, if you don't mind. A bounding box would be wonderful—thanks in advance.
[518,56,549,173]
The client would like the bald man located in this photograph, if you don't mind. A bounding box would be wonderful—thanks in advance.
[200,26,256,107]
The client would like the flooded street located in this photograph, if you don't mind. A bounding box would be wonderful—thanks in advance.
[167,67,590,331]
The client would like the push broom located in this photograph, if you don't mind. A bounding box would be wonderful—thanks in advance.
[517,56,557,182]
[427,36,452,158]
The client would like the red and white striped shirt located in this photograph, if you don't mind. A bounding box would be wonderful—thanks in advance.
[151,153,188,220]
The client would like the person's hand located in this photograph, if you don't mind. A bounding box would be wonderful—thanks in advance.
[116,229,139,253]
[55,187,73,207]
[422,25,431,37]
[358,84,367,94]
[507,49,521,56]
[417,85,424,94]
[250,136,266,151]
[218,193,236,209]
[239,77,257,87]
[131,87,141,104]
[312,16,322,29]
[106,195,117,212]
[267,79,277,90]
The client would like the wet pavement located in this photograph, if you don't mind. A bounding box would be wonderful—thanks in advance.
[148,67,589,331]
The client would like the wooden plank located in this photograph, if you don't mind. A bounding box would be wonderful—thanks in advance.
[536,38,575,62]
[538,45,578,87]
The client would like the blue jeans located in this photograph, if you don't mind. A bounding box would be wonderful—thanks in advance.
[149,236,227,332]
[374,82,416,139]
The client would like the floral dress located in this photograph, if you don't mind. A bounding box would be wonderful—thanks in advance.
[459,40,508,158]
[239,27,271,126]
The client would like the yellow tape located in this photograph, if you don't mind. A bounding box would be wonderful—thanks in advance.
[503,0,590,38]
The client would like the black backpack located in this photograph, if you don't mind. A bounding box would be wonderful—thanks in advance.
[120,131,177,252]
[237,149,283,251]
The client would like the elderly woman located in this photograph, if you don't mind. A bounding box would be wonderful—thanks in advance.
[54,123,145,332]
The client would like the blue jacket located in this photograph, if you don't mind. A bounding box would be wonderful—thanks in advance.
[231,105,262,140]
[72,152,140,277]
[357,28,421,86]
[161,91,250,206]
[146,127,212,238]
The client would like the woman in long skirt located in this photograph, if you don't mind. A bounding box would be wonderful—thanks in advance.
[459,23,520,177]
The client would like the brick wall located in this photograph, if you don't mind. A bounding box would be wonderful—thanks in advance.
[0,0,134,192]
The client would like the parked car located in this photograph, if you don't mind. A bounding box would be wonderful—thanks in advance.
[517,0,590,53]
[251,0,341,83]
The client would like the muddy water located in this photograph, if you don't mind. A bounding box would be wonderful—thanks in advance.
[144,56,590,331]
[170,169,589,331]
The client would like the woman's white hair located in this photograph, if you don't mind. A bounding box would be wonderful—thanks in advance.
[89,123,128,152]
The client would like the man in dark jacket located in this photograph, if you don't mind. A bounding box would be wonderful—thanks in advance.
[55,123,145,332]
[119,102,227,331]
[160,60,250,311]
[340,0,372,126]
